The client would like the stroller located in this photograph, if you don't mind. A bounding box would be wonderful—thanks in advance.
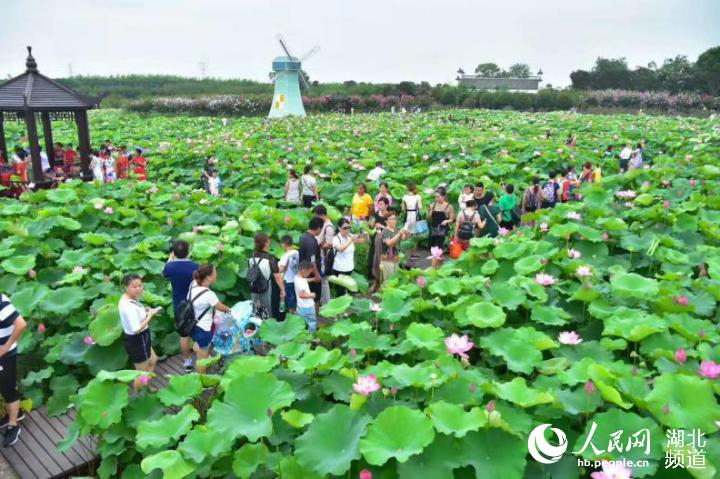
[212,300,267,359]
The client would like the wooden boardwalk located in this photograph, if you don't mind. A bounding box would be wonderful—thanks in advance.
[0,354,186,479]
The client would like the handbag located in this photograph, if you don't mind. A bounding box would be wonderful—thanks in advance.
[449,238,463,259]
[415,219,429,234]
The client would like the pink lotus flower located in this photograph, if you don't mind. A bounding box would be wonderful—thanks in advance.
[568,249,581,259]
[689,179,696,187]
[94,202,104,210]
[535,273,557,286]
[104,207,114,215]
[37,323,46,334]
[602,232,610,241]
[558,331,583,345]
[567,211,582,221]
[370,303,382,312]
[84,336,95,345]
[359,470,373,479]
[590,461,633,479]
[217,243,224,252]
[167,218,174,226]
[615,190,637,199]
[445,334,474,360]
[539,222,549,233]
[642,181,650,189]
[417,276,427,288]
[498,227,511,236]
[699,361,720,379]
[486,400,495,412]
[584,380,596,395]
[73,266,86,274]
[422,155,429,161]
[428,247,443,260]
[576,265,592,278]
[674,348,687,364]
[148,185,158,194]
[673,295,688,306]
[28,269,37,279]
[663,200,670,208]
[353,375,381,396]
[685,154,693,161]
[139,375,151,386]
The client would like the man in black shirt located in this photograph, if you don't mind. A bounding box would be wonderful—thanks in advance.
[474,182,492,208]
[299,217,324,312]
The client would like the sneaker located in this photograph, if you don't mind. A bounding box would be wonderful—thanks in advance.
[0,412,25,431]
[182,358,193,373]
[3,426,20,447]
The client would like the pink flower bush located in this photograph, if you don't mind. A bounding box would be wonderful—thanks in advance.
[353,375,381,396]
[590,461,633,479]
[699,361,720,379]
[558,331,583,345]
[535,273,557,286]
[674,348,687,364]
[84,336,95,345]
[416,276,427,288]
[567,211,582,221]
[568,249,582,259]
[445,334,474,360]
[576,265,593,278]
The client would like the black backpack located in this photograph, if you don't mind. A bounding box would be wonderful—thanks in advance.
[175,288,211,337]
[542,181,556,203]
[247,257,270,294]
[458,211,476,240]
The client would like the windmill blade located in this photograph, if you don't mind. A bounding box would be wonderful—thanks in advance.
[299,71,311,89]
[300,45,320,62]
[276,34,295,59]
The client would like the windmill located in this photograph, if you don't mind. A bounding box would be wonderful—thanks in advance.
[268,35,319,119]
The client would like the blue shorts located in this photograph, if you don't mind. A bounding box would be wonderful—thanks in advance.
[191,326,213,350]
[285,282,297,310]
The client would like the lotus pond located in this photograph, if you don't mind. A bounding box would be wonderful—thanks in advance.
[2,109,720,479]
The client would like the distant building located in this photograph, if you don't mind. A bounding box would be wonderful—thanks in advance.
[456,70,542,93]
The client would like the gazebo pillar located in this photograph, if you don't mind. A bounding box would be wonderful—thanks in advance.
[41,112,55,166]
[24,111,44,182]
[0,114,7,161]
[75,110,92,178]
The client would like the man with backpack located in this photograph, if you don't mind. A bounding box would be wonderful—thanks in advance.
[541,172,560,208]
[522,176,544,216]
[454,199,486,250]
[312,205,335,306]
[299,217,324,314]
[247,233,284,320]
[163,240,200,372]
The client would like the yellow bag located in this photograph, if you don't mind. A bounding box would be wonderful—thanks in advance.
[593,168,602,182]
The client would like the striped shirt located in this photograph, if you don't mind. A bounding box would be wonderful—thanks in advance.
[0,294,20,356]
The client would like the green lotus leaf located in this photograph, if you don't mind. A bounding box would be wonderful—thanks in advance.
[603,308,667,342]
[405,322,444,351]
[391,363,446,389]
[397,433,466,479]
[646,373,720,433]
[157,373,204,407]
[531,305,571,326]
[573,409,665,477]
[328,274,358,292]
[10,282,49,316]
[206,372,295,442]
[610,272,659,300]
[513,254,543,275]
[378,287,413,322]
[46,188,78,203]
[79,232,114,246]
[1,254,36,275]
[213,263,238,291]
[278,456,324,479]
[220,355,280,389]
[460,301,506,328]
[40,286,86,315]
[319,294,353,317]
[88,304,122,346]
[360,405,435,465]
[232,442,270,479]
[490,282,526,310]
[493,241,527,259]
[76,379,129,429]
[280,409,314,429]
[136,404,199,450]
[178,425,232,464]
[481,259,499,275]
[95,370,147,382]
[55,216,82,231]
[480,327,551,374]
[459,429,527,479]
[494,377,554,408]
[295,404,371,475]
[260,315,308,344]
[141,450,193,479]
[425,401,487,437]
[429,277,462,296]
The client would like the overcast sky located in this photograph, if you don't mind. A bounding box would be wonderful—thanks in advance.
[1,0,718,87]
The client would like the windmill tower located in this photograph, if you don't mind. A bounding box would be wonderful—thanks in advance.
[268,35,319,119]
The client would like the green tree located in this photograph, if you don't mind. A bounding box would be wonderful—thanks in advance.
[474,63,503,77]
[695,46,720,94]
[507,63,531,78]
[591,57,631,89]
[657,55,693,92]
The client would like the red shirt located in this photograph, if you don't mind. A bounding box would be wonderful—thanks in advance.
[64,150,78,166]
[131,155,147,181]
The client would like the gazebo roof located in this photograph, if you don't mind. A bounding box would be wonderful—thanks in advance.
[0,47,99,112]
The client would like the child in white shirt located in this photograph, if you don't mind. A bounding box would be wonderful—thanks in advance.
[294,260,317,332]
[278,235,300,314]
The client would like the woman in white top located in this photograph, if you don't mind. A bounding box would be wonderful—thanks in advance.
[401,181,422,234]
[118,274,160,390]
[331,218,367,296]
[103,154,116,182]
[186,265,231,372]
[300,164,320,208]
[89,150,104,182]
[285,169,301,205]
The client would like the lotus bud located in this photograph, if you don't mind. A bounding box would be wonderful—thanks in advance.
[662,404,670,415]
[28,269,37,279]
[674,348,687,364]
[37,323,46,333]
[359,469,373,479]
[469,383,476,393]
[350,348,357,358]
[584,380,596,395]
[486,400,495,413]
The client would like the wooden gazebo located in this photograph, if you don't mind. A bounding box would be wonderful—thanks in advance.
[0,46,99,183]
